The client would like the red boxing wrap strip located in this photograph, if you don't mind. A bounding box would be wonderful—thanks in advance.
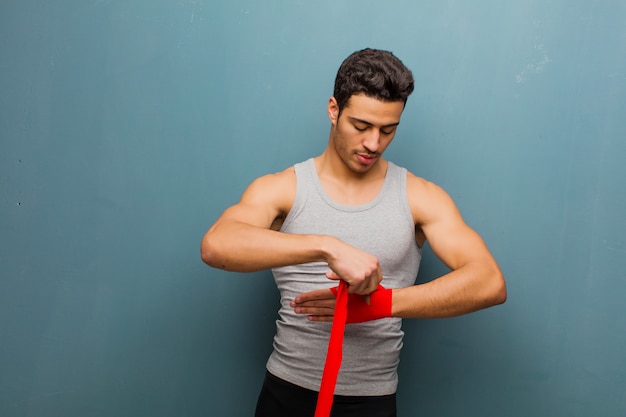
[314,280,348,417]
[314,283,393,417]
[330,284,393,323]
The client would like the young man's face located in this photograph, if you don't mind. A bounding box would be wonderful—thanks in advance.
[328,93,405,174]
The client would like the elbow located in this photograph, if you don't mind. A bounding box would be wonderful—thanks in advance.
[200,234,226,270]
[473,262,507,309]
[488,270,507,306]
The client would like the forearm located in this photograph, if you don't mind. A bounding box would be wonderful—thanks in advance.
[201,221,332,272]
[391,262,506,318]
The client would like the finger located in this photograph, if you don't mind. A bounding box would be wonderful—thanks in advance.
[298,298,336,307]
[325,270,341,281]
[292,300,336,311]
[354,269,383,295]
[348,280,372,295]
[306,314,334,322]
[348,280,377,296]
[292,288,335,304]
[294,305,335,316]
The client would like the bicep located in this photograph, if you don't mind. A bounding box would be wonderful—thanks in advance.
[410,176,493,270]
[211,171,294,231]
[424,216,493,271]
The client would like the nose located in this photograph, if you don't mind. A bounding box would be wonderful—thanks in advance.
[363,130,380,153]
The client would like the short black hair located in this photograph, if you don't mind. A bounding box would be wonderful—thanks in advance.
[333,48,414,113]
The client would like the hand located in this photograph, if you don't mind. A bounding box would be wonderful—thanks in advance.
[290,288,336,322]
[330,284,392,323]
[325,239,382,295]
[291,284,393,323]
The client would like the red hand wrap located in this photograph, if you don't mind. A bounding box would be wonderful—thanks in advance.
[330,284,393,323]
[314,283,394,417]
[315,280,348,417]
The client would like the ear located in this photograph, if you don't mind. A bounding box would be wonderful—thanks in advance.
[327,97,339,125]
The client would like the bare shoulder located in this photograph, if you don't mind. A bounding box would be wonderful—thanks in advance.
[229,166,296,229]
[405,171,462,227]
[241,165,295,207]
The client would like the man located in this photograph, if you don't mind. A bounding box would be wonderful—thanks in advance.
[201,48,506,417]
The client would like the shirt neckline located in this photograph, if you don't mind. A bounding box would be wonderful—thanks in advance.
[306,158,392,213]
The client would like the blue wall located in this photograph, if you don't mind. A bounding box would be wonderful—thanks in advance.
[1,1,625,416]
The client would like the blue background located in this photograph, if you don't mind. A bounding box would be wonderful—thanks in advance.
[1,1,625,416]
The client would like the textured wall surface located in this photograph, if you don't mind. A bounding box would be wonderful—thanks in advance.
[1,1,625,416]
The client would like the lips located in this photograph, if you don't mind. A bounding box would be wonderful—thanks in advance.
[356,154,377,164]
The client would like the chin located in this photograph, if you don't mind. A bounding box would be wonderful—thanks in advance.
[351,163,375,173]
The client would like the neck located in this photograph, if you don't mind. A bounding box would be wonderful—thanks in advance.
[313,148,388,206]
[315,145,387,184]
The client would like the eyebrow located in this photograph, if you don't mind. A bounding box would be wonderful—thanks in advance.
[347,116,400,129]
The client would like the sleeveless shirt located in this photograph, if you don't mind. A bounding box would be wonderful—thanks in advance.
[266,158,421,396]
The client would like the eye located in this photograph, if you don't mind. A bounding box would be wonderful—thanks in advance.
[354,125,368,132]
[381,128,395,136]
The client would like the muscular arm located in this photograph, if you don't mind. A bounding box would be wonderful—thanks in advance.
[292,174,506,321]
[201,168,382,294]
[391,174,506,318]
[202,169,322,271]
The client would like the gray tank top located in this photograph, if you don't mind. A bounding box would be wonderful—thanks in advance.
[266,158,421,396]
